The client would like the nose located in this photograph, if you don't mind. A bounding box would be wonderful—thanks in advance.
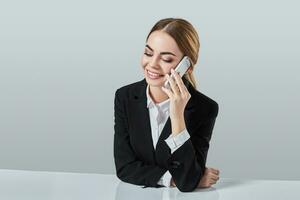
[149,55,160,69]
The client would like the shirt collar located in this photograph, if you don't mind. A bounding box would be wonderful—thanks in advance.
[146,85,170,110]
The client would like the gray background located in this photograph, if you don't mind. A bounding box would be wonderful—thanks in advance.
[0,0,299,180]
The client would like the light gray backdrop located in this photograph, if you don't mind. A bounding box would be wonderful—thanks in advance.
[0,0,299,180]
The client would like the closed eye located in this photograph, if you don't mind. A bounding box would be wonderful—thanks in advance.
[163,59,172,63]
[144,52,173,63]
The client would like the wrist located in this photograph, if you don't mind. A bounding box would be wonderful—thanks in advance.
[171,116,186,135]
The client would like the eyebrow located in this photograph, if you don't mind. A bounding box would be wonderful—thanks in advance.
[145,44,177,57]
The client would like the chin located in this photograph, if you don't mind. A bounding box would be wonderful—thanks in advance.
[146,80,164,87]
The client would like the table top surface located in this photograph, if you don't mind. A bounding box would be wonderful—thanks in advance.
[0,169,299,200]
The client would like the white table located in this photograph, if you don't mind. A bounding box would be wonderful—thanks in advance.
[0,169,299,199]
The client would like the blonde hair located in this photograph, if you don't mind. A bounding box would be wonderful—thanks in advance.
[146,18,200,90]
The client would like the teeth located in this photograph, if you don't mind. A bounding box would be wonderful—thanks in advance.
[147,70,160,77]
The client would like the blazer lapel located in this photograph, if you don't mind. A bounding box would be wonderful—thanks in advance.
[154,117,172,166]
[128,79,156,163]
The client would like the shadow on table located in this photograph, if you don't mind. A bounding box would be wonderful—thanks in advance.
[115,181,219,200]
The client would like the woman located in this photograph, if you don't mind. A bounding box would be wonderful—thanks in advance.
[114,18,220,192]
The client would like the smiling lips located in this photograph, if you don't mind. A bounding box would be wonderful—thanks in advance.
[147,69,164,80]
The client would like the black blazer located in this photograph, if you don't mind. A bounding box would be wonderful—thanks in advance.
[113,77,219,192]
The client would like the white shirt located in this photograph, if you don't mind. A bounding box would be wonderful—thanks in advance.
[146,85,190,187]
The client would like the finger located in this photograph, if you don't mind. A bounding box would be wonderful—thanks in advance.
[167,73,180,96]
[161,85,174,99]
[171,68,186,95]
[210,174,219,181]
[209,177,218,185]
[210,168,220,175]
[168,74,180,95]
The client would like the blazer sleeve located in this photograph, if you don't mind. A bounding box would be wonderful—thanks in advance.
[166,103,219,192]
[113,89,166,187]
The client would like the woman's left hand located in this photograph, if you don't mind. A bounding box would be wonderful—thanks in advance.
[161,68,191,135]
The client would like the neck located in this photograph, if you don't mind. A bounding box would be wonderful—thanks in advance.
[148,85,169,104]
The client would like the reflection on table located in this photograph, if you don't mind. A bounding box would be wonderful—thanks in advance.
[0,169,299,200]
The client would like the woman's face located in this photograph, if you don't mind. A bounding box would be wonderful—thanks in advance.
[141,30,184,87]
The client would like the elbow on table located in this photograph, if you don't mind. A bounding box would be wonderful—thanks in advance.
[115,167,143,186]
[176,180,199,192]
[177,185,197,192]
[116,168,130,183]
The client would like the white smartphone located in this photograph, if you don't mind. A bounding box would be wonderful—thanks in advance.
[164,56,191,89]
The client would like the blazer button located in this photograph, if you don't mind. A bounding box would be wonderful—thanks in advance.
[170,161,181,168]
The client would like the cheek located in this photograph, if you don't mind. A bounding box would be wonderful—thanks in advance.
[141,56,148,69]
[163,65,175,75]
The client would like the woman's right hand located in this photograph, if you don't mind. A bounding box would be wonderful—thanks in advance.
[197,167,220,188]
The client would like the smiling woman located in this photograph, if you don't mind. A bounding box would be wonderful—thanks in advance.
[113,18,220,192]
